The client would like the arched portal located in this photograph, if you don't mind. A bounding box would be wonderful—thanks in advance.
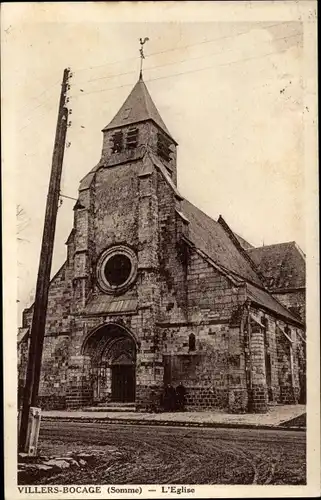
[82,323,136,404]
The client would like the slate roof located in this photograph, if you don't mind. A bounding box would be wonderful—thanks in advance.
[180,200,263,287]
[247,242,305,290]
[178,200,302,325]
[85,295,138,315]
[247,283,303,324]
[102,77,176,143]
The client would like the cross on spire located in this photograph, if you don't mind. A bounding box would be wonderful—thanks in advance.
[139,37,149,79]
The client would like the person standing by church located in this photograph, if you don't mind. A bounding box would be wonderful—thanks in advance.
[163,384,171,411]
[163,384,176,411]
[176,382,186,411]
[168,384,177,411]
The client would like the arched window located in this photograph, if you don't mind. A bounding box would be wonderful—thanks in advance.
[188,333,196,352]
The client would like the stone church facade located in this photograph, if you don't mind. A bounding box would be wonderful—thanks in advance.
[18,76,306,413]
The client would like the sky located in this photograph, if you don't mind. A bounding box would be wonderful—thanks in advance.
[1,3,313,323]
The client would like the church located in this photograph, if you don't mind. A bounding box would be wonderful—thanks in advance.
[18,72,306,414]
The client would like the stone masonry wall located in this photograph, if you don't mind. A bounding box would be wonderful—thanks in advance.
[38,335,70,409]
[135,165,164,407]
[55,155,164,409]
[20,261,73,407]
[247,307,302,409]
[275,323,300,404]
[187,252,245,323]
[248,317,268,413]
[157,170,187,325]
[162,323,230,409]
[158,247,248,411]
[93,162,140,257]
[228,324,248,413]
[296,334,306,403]
[22,262,72,336]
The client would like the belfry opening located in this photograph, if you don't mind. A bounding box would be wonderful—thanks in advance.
[82,324,136,404]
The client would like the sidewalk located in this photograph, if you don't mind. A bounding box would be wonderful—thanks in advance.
[41,404,306,430]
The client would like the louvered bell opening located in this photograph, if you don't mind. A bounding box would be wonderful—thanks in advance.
[112,130,123,153]
[157,132,171,162]
[126,127,138,150]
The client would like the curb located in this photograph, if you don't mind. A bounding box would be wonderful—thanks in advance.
[41,416,306,432]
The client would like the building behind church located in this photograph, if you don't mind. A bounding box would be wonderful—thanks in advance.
[18,74,306,414]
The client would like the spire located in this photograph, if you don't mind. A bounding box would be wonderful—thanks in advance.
[139,37,149,80]
[102,77,176,143]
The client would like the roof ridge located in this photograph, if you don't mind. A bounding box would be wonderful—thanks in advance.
[149,151,183,200]
[182,236,243,286]
[180,208,269,288]
[217,215,265,284]
[248,241,296,251]
[181,199,264,286]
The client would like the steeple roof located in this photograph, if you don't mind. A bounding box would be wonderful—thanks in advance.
[102,77,176,143]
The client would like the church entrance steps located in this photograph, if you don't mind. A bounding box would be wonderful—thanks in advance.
[96,402,136,408]
[82,403,136,412]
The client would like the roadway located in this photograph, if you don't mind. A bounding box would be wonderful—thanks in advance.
[38,421,306,485]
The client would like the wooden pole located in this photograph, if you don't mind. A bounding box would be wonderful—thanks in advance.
[18,68,71,452]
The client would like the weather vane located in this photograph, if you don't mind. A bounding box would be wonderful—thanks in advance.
[139,37,149,79]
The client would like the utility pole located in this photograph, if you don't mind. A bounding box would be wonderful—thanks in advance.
[18,68,71,453]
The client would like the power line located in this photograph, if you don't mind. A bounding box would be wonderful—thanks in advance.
[17,28,301,129]
[18,95,59,132]
[72,31,301,88]
[19,79,60,116]
[71,43,301,100]
[19,94,58,131]
[73,22,290,75]
[60,193,77,201]
[17,31,301,131]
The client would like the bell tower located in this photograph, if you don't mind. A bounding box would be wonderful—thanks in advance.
[68,63,180,408]
[100,75,178,184]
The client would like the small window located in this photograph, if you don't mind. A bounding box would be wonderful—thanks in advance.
[188,333,196,352]
[126,127,138,150]
[111,130,123,153]
[157,132,171,162]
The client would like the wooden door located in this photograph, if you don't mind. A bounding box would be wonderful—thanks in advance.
[111,365,135,402]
